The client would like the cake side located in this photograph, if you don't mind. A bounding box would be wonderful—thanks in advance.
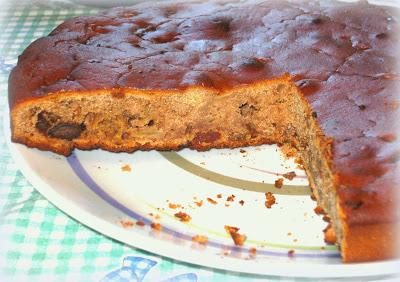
[10,77,300,156]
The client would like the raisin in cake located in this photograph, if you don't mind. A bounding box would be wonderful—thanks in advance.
[8,0,400,262]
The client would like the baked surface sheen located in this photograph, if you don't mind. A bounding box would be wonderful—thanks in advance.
[8,0,400,262]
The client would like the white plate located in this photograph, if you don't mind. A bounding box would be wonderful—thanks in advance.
[4,109,400,279]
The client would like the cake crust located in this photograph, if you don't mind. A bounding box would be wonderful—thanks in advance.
[8,0,400,262]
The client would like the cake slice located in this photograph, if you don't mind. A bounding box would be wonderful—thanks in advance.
[8,0,400,262]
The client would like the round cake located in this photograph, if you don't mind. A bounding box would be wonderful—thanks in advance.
[8,0,400,262]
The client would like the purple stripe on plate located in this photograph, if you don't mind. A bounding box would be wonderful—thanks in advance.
[67,153,340,259]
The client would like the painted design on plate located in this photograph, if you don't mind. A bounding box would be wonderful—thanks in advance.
[67,150,340,258]
[160,152,310,195]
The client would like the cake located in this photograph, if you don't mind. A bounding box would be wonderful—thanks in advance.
[8,0,400,262]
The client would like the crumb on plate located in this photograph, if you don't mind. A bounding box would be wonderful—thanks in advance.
[168,203,181,209]
[248,247,257,258]
[265,192,276,208]
[174,211,192,222]
[120,220,134,228]
[226,194,235,202]
[194,200,203,207]
[192,235,208,245]
[225,225,247,246]
[151,222,162,231]
[121,164,131,172]
[274,178,284,188]
[136,221,145,227]
[207,197,217,205]
[282,171,296,180]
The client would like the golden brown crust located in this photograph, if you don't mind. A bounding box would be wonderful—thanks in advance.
[341,222,400,262]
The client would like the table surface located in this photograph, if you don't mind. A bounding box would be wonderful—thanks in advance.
[0,1,396,282]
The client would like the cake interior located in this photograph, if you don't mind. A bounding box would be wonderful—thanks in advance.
[11,78,342,249]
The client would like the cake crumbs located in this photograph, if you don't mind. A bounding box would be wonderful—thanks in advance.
[239,200,245,206]
[192,235,208,245]
[314,206,325,215]
[240,149,247,153]
[217,194,222,199]
[200,161,206,165]
[274,178,284,188]
[224,225,247,246]
[136,221,145,227]
[295,157,303,165]
[282,171,296,180]
[224,225,239,233]
[120,220,134,228]
[168,203,181,209]
[151,222,162,231]
[194,200,203,207]
[207,198,217,205]
[226,194,235,202]
[248,247,257,258]
[265,192,276,208]
[121,164,132,172]
[288,250,295,257]
[322,214,331,222]
[287,232,292,236]
[323,223,337,244]
[279,143,297,158]
[174,211,192,222]
[148,213,160,220]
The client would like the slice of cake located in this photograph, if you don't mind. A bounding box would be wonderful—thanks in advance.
[8,0,399,262]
